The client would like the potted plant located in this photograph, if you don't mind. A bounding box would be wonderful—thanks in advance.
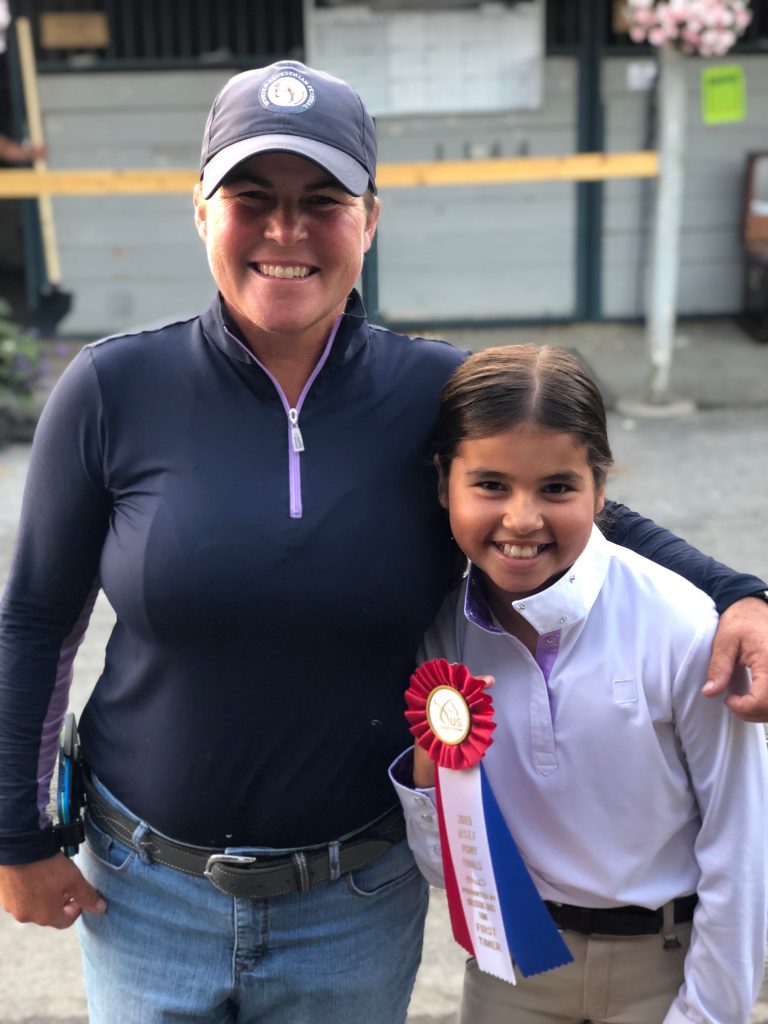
[0,299,48,444]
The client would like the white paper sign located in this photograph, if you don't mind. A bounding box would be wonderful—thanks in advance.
[305,1,544,116]
[627,60,658,92]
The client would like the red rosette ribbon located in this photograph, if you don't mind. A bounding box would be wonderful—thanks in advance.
[405,658,495,770]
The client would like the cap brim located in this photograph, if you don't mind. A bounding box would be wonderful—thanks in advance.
[201,134,371,198]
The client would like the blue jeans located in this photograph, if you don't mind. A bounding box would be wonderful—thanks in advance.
[76,779,429,1023]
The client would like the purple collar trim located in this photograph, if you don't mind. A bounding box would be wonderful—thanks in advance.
[464,565,505,635]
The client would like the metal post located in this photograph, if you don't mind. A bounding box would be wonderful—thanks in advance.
[361,232,380,324]
[646,45,687,405]
[575,0,604,321]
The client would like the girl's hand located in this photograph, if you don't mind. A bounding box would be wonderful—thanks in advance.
[412,674,495,788]
[413,743,436,788]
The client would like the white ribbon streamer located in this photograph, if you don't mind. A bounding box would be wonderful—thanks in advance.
[438,763,516,984]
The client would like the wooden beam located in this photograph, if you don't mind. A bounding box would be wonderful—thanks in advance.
[378,151,658,187]
[0,168,198,197]
[0,151,659,198]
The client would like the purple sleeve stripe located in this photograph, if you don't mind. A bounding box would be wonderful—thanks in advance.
[35,580,100,827]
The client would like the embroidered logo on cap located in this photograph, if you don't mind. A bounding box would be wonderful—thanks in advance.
[259,69,315,113]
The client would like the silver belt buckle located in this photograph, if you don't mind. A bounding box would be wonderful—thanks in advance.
[204,853,259,880]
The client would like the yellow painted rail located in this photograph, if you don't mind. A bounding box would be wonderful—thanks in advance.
[0,168,197,196]
[379,150,658,188]
[0,151,659,198]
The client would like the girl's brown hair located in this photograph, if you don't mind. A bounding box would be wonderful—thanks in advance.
[435,345,613,488]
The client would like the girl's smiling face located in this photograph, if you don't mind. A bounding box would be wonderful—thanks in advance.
[439,424,605,625]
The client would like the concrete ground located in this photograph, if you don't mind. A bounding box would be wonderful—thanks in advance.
[0,316,766,1022]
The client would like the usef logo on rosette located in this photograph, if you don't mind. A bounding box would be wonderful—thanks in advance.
[405,658,494,769]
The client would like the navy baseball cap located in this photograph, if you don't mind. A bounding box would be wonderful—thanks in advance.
[200,61,377,199]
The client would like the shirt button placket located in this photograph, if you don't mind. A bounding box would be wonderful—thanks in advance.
[531,632,560,775]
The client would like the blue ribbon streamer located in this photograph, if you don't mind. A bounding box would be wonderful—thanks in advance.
[480,764,573,977]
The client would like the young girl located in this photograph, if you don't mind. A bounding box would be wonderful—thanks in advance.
[390,345,767,1024]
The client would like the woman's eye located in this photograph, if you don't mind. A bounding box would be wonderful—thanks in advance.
[307,194,339,206]
[235,190,269,203]
[475,480,504,492]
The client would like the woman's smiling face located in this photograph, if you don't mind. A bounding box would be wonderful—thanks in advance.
[193,152,378,353]
[439,424,605,621]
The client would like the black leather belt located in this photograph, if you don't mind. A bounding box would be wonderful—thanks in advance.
[545,894,698,936]
[84,777,406,898]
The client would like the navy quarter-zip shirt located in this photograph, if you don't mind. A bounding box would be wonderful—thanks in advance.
[0,293,463,859]
[1,292,764,863]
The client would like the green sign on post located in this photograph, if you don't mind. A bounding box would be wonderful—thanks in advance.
[701,64,746,125]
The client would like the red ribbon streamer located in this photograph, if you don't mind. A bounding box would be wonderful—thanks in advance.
[405,658,495,770]
[433,768,474,957]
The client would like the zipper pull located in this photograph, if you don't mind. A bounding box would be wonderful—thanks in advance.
[288,408,305,453]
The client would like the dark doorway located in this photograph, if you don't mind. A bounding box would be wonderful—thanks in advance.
[0,48,30,323]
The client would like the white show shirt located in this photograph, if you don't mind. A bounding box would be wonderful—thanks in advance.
[391,525,768,1024]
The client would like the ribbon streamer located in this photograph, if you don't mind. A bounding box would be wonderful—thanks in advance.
[405,659,573,981]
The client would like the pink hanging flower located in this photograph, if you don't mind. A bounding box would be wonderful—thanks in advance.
[634,7,657,24]
[719,27,737,48]
[625,0,752,55]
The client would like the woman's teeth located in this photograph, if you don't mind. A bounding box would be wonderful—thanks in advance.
[257,264,310,279]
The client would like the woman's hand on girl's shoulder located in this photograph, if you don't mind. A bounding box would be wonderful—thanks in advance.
[703,596,768,722]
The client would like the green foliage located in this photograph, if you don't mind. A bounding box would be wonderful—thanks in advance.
[0,299,45,395]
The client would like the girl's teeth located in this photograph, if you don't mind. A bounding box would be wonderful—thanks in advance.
[502,544,540,559]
